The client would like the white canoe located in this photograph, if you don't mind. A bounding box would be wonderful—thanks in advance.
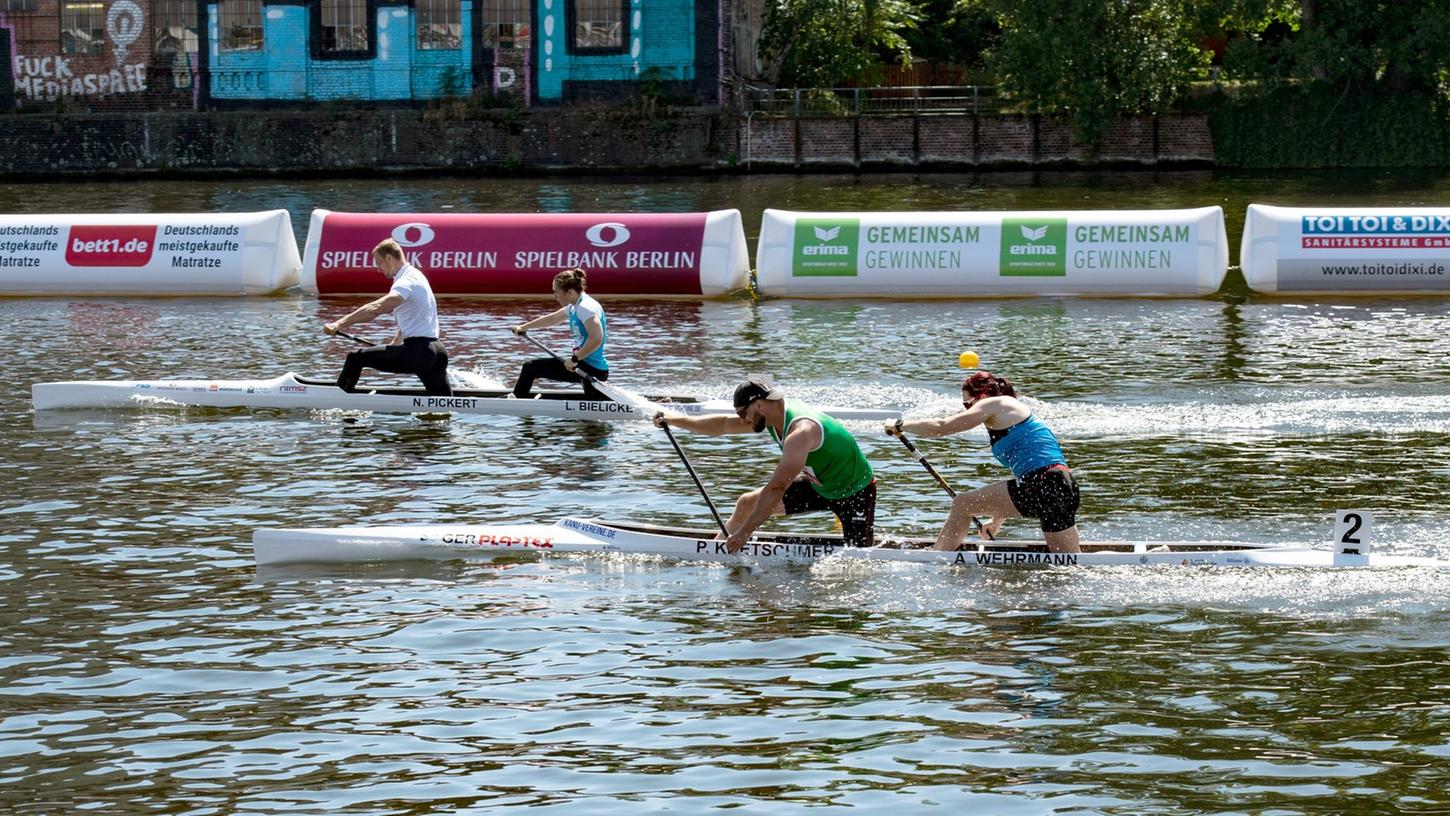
[31,373,901,423]
[251,516,1450,569]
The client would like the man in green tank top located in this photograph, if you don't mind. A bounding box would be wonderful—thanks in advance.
[653,376,877,552]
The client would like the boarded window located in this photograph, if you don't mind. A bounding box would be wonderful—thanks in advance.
[479,0,529,50]
[154,0,200,54]
[218,0,263,51]
[416,0,461,50]
[572,0,624,50]
[60,1,105,54]
[320,0,368,52]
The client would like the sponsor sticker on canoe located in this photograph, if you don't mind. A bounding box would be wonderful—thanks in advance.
[563,520,617,539]
[442,532,554,548]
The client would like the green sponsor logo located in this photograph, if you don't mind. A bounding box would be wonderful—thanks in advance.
[1000,217,1067,276]
[792,217,859,276]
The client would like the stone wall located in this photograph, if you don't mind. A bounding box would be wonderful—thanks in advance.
[0,107,724,176]
[0,108,1215,178]
[738,112,1214,168]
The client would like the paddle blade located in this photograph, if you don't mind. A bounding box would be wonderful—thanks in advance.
[959,351,980,369]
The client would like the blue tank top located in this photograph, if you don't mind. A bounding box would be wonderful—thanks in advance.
[989,415,1067,479]
[567,293,608,371]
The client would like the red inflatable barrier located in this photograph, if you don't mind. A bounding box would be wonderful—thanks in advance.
[302,210,750,297]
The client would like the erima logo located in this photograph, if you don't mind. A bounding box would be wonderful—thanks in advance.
[586,222,630,248]
[813,226,840,241]
[1021,225,1048,241]
[391,222,436,248]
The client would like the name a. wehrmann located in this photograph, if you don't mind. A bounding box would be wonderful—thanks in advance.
[955,551,1080,566]
[696,540,838,558]
[413,397,478,409]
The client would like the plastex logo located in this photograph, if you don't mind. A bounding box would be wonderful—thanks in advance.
[65,225,158,267]
[792,217,859,276]
[1000,217,1066,276]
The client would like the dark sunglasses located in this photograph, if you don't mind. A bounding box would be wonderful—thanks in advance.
[735,399,759,419]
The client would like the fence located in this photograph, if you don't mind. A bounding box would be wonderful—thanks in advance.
[744,86,1004,116]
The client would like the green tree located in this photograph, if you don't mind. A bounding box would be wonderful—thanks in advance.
[968,0,1211,147]
[758,0,919,87]
[902,0,999,71]
[1234,0,1450,93]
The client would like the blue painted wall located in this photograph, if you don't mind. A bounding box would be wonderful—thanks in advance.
[535,0,698,100]
[209,1,474,101]
[204,0,707,104]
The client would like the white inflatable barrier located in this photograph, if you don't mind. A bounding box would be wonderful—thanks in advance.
[1241,204,1450,294]
[0,211,300,295]
[755,207,1228,297]
[303,209,750,297]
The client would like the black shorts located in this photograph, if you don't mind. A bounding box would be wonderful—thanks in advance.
[1007,466,1079,534]
[781,477,876,547]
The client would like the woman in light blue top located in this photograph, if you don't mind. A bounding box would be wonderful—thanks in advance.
[889,370,1080,552]
[510,268,610,399]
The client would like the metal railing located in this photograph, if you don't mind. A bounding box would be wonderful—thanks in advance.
[744,85,1003,116]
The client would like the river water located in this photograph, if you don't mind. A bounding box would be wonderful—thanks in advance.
[3,171,1450,813]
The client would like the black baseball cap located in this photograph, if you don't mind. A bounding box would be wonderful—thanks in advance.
[733,376,783,410]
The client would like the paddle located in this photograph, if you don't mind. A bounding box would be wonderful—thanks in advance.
[654,415,731,537]
[517,331,663,417]
[890,425,993,541]
[333,330,374,346]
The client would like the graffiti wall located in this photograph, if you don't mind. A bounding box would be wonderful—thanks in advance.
[3,0,197,110]
[3,0,718,110]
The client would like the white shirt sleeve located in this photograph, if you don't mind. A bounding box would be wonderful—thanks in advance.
[573,297,601,323]
[389,278,413,302]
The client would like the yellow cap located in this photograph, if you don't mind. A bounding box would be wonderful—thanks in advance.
[959,351,980,369]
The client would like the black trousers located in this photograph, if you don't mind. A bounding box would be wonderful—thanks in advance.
[512,356,609,399]
[338,337,452,396]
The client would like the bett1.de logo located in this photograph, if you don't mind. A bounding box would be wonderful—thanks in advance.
[66,225,158,267]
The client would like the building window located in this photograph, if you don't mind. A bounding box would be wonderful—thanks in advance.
[3,0,40,12]
[417,0,461,50]
[320,0,368,52]
[60,1,105,54]
[218,0,263,51]
[154,0,199,54]
[571,0,624,51]
[480,0,529,49]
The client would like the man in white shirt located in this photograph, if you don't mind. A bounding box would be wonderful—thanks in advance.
[323,238,451,396]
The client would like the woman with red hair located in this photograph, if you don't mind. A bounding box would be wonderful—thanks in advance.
[888,371,1080,552]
